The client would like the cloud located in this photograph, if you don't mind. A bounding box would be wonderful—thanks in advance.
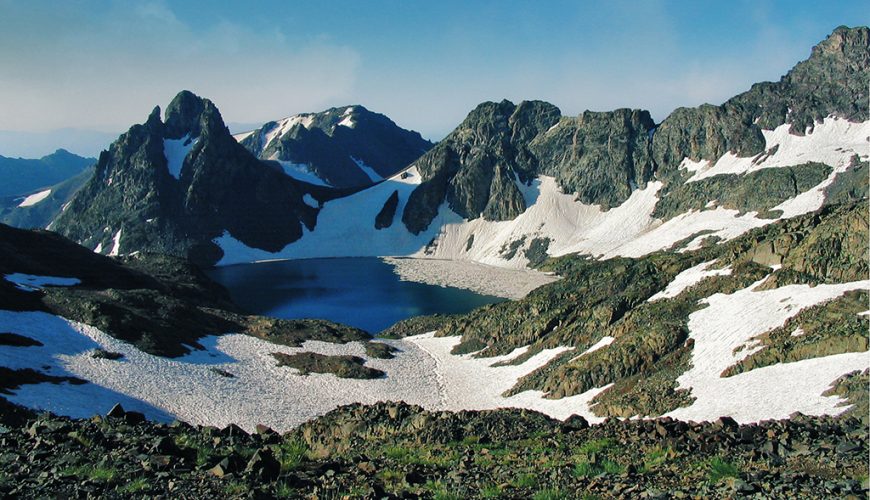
[0,1,361,132]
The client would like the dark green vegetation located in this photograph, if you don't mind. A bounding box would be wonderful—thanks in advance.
[272,352,385,379]
[433,200,867,417]
[722,290,868,377]
[652,162,831,220]
[364,342,399,359]
[379,313,459,339]
[823,370,869,424]
[0,222,369,357]
[824,155,869,205]
[238,105,433,189]
[0,402,865,498]
[0,149,94,197]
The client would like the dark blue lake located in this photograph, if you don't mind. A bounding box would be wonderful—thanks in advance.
[207,258,505,333]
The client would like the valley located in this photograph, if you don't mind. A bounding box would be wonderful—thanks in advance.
[0,22,867,499]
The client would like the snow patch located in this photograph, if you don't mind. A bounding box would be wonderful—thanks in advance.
[681,118,869,183]
[351,156,382,182]
[648,261,732,301]
[276,161,330,187]
[108,229,122,257]
[3,273,80,291]
[666,279,870,423]
[383,257,557,299]
[0,310,602,431]
[338,115,355,128]
[303,194,318,208]
[261,115,315,150]
[569,336,615,362]
[163,135,197,180]
[18,189,51,207]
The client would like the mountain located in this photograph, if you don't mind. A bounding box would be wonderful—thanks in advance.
[0,166,93,229]
[0,149,94,197]
[49,91,338,265]
[215,26,868,267]
[235,105,433,188]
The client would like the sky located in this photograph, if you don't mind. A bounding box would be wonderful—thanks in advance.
[0,0,866,158]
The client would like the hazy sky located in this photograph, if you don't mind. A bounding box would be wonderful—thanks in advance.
[0,0,865,157]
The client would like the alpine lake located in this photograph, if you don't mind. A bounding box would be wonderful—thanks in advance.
[207,257,505,333]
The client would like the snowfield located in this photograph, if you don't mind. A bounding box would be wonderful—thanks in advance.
[214,118,869,273]
[17,189,51,208]
[667,279,870,423]
[2,268,867,431]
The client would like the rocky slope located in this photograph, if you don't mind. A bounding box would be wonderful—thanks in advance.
[0,222,370,359]
[0,401,865,498]
[214,26,868,269]
[236,105,432,188]
[49,91,337,265]
[0,149,94,197]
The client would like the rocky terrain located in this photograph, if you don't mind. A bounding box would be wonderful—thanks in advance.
[237,105,432,189]
[0,401,866,498]
[49,90,337,266]
[0,222,370,359]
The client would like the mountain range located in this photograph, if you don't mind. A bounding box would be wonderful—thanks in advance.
[25,26,864,269]
[0,25,867,498]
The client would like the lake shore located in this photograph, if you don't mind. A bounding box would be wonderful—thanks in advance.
[382,257,559,299]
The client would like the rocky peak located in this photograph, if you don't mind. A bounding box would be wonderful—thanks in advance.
[163,90,219,140]
[238,104,433,188]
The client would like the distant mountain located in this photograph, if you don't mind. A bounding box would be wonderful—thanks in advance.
[235,105,432,188]
[0,166,94,229]
[50,91,333,265]
[0,149,94,197]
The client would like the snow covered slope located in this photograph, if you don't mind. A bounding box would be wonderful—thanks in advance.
[235,105,432,189]
[217,117,869,269]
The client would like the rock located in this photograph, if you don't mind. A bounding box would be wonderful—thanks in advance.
[106,404,125,418]
[835,441,861,454]
[123,411,145,425]
[245,448,280,481]
[562,414,589,430]
[714,416,739,430]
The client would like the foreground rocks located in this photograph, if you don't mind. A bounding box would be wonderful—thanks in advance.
[0,400,866,498]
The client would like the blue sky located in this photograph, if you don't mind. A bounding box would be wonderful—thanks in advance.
[0,0,865,157]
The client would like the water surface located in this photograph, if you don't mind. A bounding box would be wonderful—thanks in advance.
[207,258,504,333]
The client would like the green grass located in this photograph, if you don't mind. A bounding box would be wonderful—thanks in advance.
[532,488,568,500]
[707,456,740,482]
[223,480,249,496]
[383,444,414,461]
[61,464,118,483]
[577,438,614,454]
[642,445,672,470]
[512,472,538,488]
[425,480,462,500]
[377,468,406,492]
[573,459,624,477]
[273,481,295,498]
[480,483,502,498]
[276,439,309,471]
[117,477,149,494]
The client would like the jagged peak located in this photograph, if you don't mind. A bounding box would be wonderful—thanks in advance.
[813,25,869,57]
[163,90,225,140]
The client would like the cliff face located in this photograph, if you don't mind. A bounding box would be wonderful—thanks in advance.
[51,91,319,265]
